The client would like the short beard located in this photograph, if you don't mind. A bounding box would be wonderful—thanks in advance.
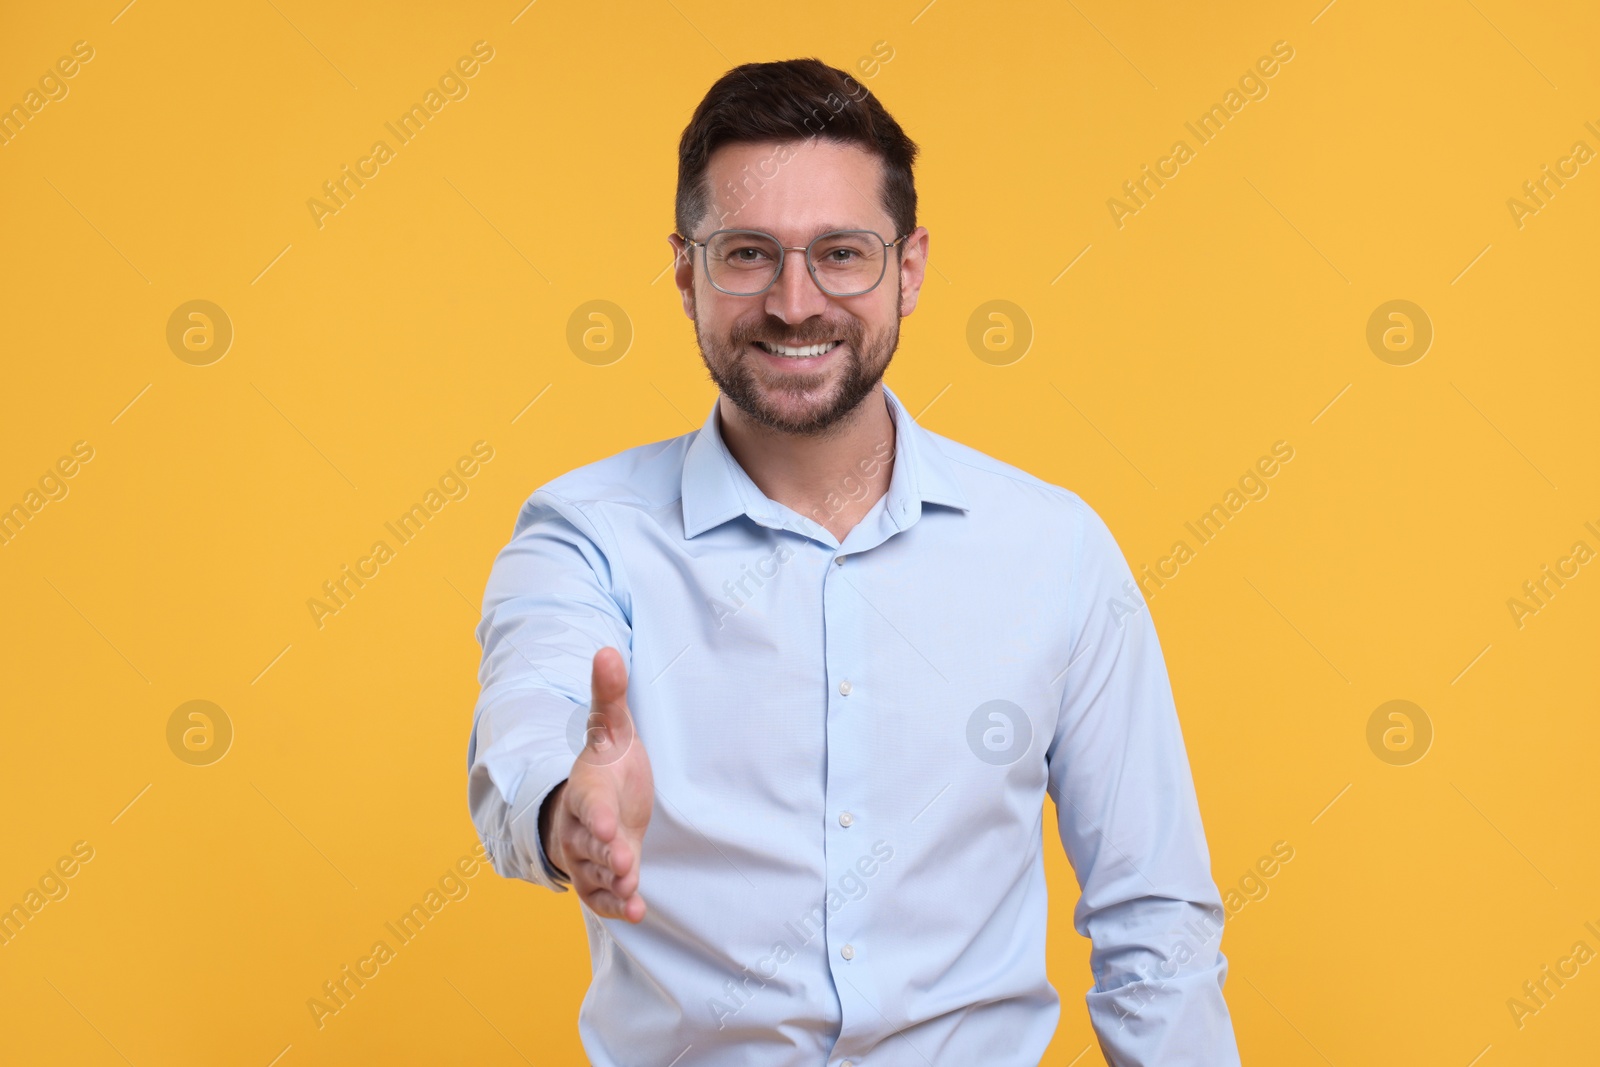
[695,288,902,438]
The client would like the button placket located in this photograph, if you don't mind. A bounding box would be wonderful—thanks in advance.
[821,542,868,999]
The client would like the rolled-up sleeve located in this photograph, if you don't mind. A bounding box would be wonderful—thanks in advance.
[467,489,633,893]
[1045,498,1241,1066]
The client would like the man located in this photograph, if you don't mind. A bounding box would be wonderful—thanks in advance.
[467,58,1241,1066]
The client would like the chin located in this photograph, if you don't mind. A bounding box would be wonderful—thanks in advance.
[749,389,841,430]
[702,330,892,435]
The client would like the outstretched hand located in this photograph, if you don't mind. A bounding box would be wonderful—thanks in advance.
[542,647,654,922]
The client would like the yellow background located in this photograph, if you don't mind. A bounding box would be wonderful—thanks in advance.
[2,0,1596,1063]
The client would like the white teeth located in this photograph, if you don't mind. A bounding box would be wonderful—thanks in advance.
[756,341,840,358]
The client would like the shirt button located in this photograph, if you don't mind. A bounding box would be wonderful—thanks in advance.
[838,811,854,827]
[838,680,852,696]
[835,555,846,565]
[841,944,855,960]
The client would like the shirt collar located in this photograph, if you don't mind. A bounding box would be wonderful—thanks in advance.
[681,382,971,541]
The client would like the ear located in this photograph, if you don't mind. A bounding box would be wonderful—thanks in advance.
[667,234,696,320]
[897,226,930,317]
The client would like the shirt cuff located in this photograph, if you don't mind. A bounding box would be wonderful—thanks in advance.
[468,749,574,894]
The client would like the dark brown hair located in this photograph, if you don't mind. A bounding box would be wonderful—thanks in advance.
[674,58,919,240]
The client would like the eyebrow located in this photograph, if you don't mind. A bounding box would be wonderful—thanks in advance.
[725,224,885,242]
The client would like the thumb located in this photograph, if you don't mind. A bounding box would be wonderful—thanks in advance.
[584,647,635,761]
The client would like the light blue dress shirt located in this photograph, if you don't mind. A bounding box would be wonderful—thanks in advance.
[467,382,1241,1066]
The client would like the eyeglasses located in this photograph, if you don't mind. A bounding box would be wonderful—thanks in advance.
[680,228,910,297]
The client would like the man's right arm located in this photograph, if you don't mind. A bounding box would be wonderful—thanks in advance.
[466,490,633,893]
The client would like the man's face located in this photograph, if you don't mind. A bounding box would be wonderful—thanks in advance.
[670,139,929,436]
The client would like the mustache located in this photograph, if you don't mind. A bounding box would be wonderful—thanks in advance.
[730,318,860,347]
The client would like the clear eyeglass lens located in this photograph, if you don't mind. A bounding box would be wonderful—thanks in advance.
[706,233,781,293]
[809,232,883,292]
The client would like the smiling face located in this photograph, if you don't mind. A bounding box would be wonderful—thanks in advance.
[670,138,928,436]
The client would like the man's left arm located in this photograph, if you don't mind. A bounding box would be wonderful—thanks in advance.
[1044,497,1242,1067]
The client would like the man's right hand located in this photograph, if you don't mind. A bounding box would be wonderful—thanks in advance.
[541,646,654,923]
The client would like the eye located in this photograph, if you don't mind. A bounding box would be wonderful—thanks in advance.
[811,235,877,266]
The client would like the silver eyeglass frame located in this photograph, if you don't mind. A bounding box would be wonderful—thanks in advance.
[678,228,911,297]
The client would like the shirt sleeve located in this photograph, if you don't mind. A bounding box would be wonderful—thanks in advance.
[1044,497,1242,1066]
[466,489,634,893]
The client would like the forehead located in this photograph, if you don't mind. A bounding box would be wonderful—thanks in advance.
[702,138,891,239]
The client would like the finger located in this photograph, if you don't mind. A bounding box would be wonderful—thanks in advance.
[573,858,615,891]
[559,818,610,867]
[588,647,635,738]
[567,831,629,883]
[585,887,629,919]
[570,782,618,843]
[604,835,633,879]
[563,806,611,863]
[584,886,647,924]
[609,865,638,900]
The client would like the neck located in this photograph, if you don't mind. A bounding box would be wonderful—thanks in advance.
[717,385,898,542]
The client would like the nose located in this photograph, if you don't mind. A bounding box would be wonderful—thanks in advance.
[763,247,830,325]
